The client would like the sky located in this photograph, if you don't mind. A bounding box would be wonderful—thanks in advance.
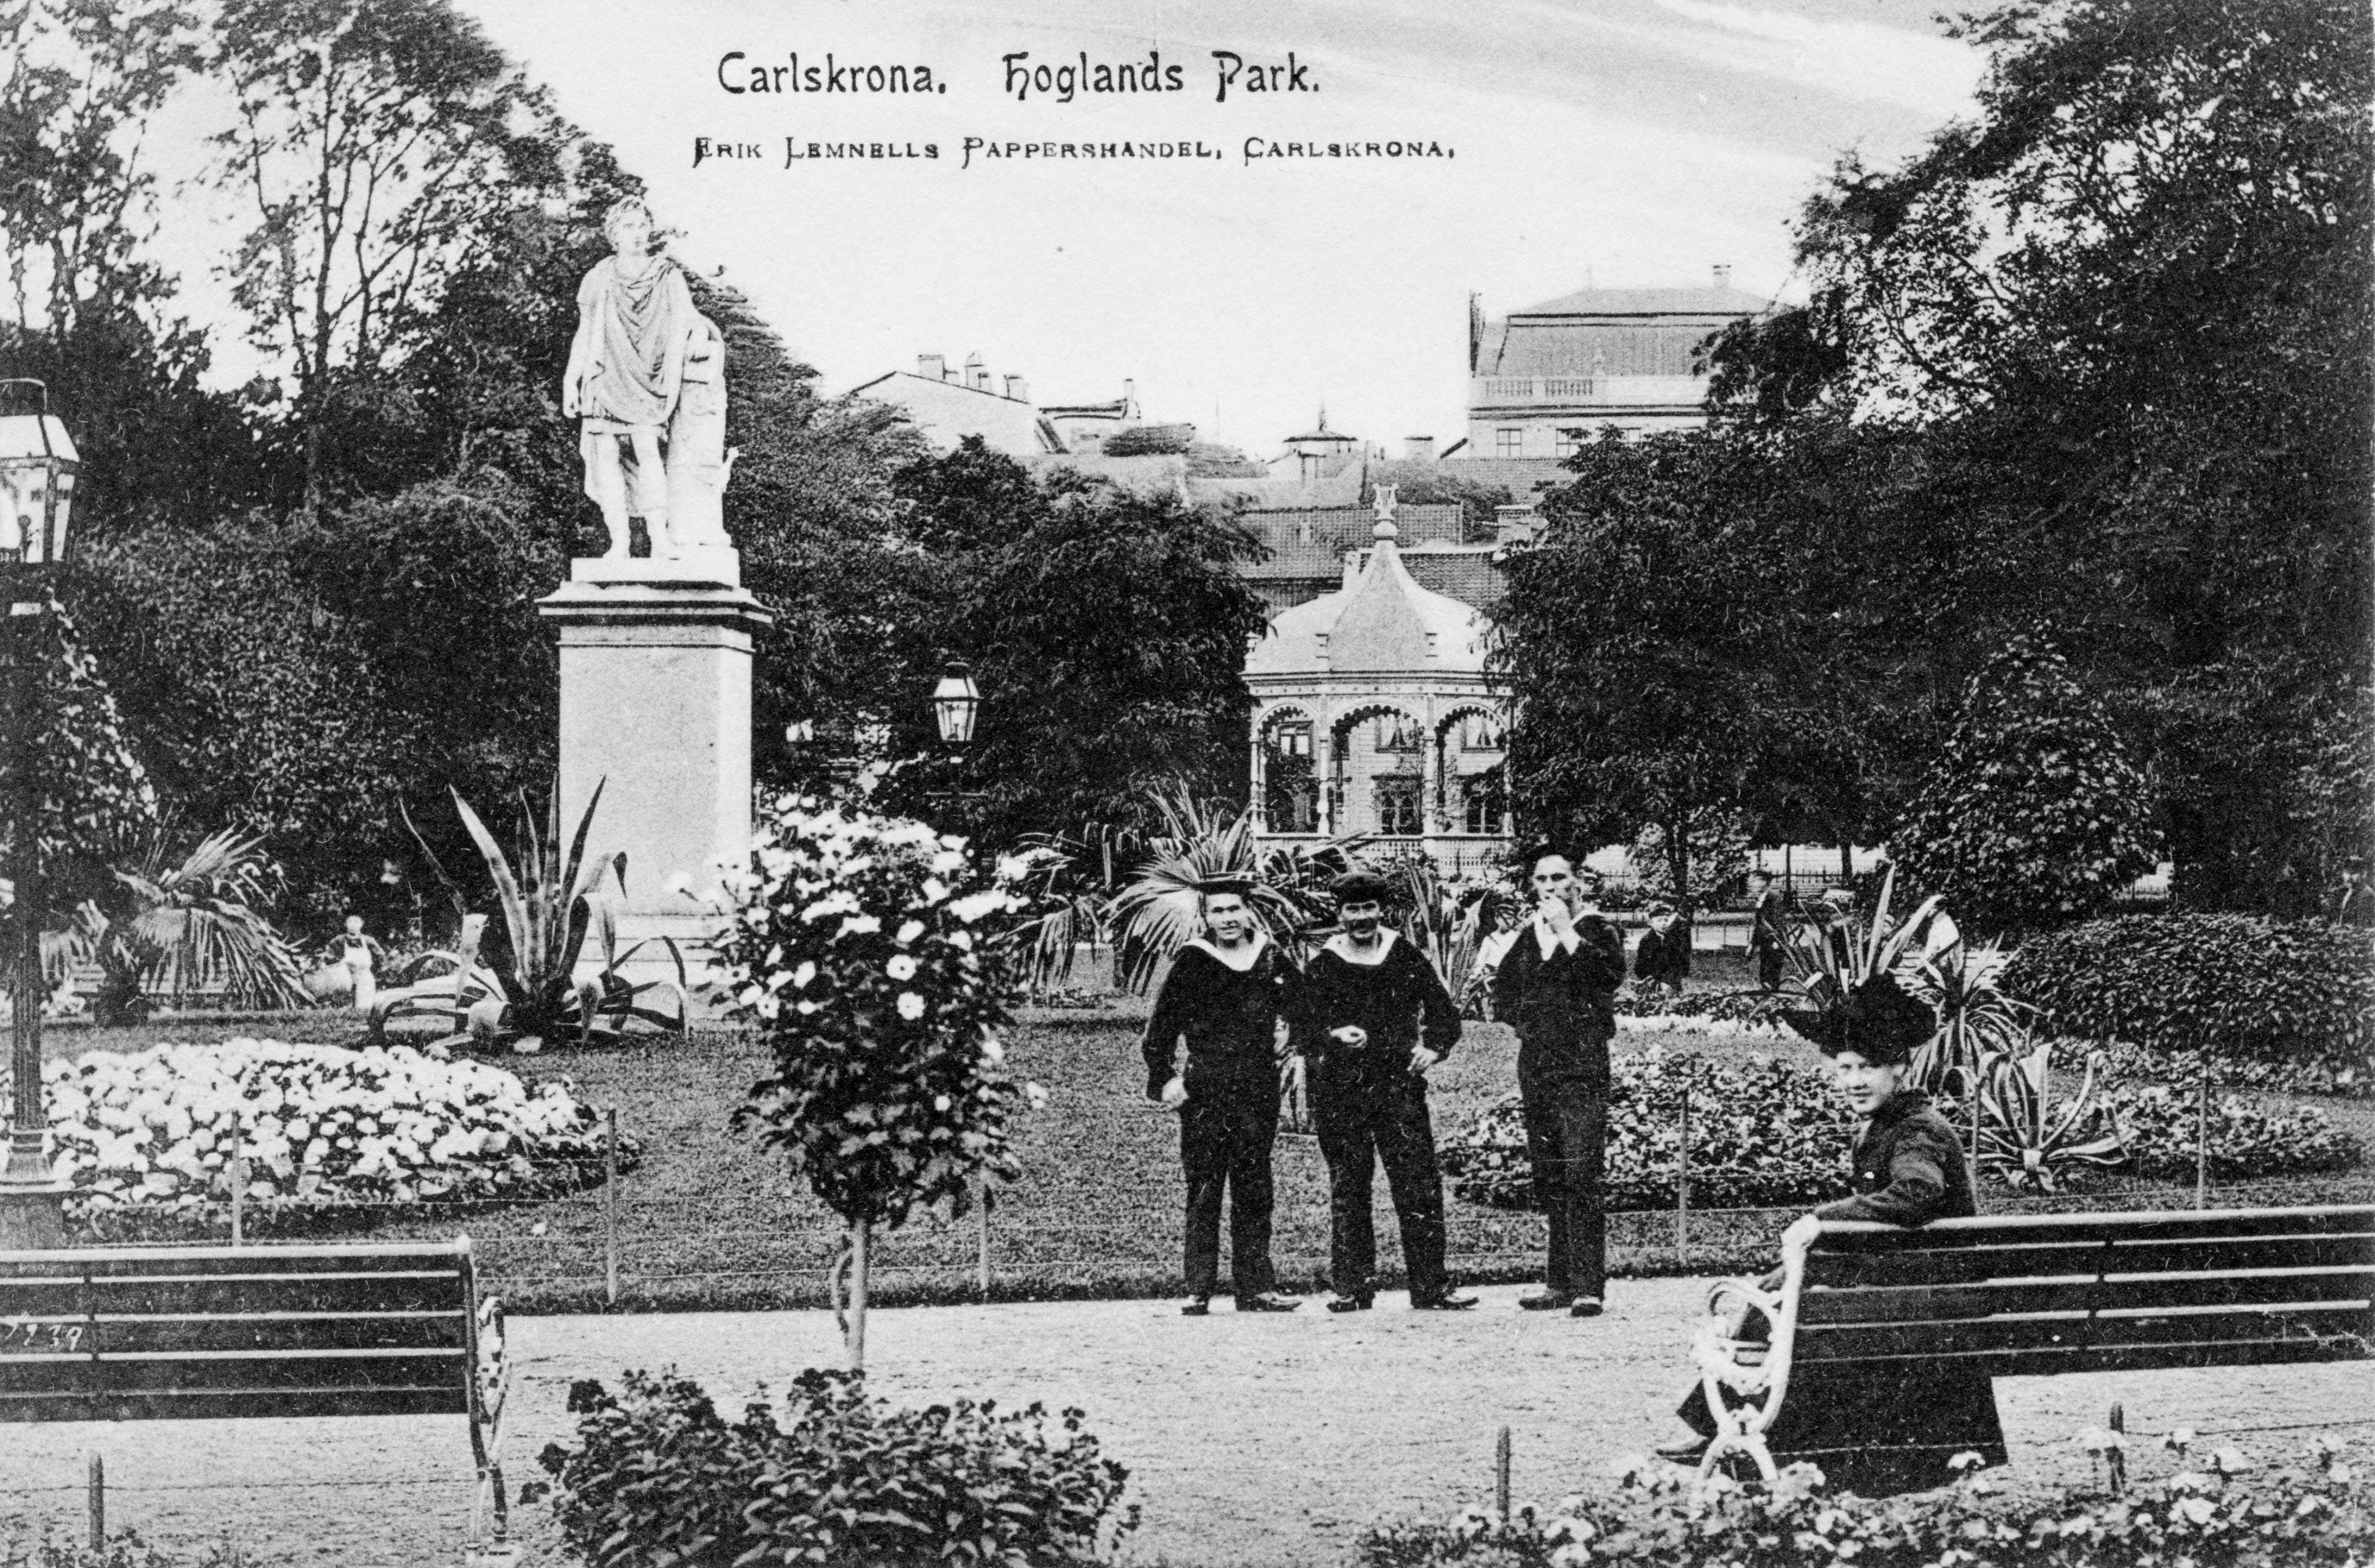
[155,0,1984,458]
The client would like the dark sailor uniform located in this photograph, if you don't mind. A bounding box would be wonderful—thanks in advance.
[1294,932,1464,1300]
[1490,913,1627,1300]
[1141,937,1298,1303]
[1680,1089,2008,1494]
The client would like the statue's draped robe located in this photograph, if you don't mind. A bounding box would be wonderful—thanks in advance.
[568,255,698,511]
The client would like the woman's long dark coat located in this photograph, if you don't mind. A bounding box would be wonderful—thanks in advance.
[1680,1091,2008,1496]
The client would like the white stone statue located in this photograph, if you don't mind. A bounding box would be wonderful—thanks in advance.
[563,198,733,560]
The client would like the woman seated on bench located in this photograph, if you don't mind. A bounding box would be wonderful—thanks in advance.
[1656,973,2006,1496]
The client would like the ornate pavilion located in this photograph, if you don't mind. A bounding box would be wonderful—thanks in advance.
[1243,488,1512,876]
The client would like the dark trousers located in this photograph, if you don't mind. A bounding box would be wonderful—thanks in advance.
[1755,942,1783,991]
[1179,1078,1280,1301]
[1312,1073,1449,1299]
[1519,1070,1606,1298]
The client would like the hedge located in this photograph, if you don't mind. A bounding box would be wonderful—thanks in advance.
[2003,915,2375,1071]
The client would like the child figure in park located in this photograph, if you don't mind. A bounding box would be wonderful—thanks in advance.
[1657,972,2006,1494]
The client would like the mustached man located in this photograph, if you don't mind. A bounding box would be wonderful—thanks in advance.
[1140,879,1303,1316]
[1489,848,1627,1317]
[1293,869,1475,1313]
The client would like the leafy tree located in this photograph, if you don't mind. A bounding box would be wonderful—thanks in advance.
[1493,428,1877,897]
[0,0,198,338]
[1893,635,2162,937]
[718,800,1036,1369]
[879,439,1271,849]
[207,0,568,513]
[1706,0,2371,911]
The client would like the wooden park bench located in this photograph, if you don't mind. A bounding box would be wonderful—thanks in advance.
[1693,1204,2375,1481]
[0,1238,514,1566]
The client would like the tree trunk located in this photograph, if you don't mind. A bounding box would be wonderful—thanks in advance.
[846,1216,870,1372]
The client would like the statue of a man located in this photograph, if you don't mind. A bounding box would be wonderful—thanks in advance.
[564,198,701,558]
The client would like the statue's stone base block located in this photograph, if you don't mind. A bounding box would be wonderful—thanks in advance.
[570,547,740,589]
[539,567,771,1015]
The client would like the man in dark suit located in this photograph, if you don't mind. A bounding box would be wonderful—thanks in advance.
[1747,870,1788,991]
[1295,869,1475,1313]
[1490,848,1627,1316]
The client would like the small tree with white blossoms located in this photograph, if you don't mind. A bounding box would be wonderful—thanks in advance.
[718,797,1039,1370]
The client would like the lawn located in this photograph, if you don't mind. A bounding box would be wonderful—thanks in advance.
[34,954,2374,1315]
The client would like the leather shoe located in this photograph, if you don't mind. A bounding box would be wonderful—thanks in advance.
[1655,1436,1709,1465]
[1235,1291,1302,1312]
[1325,1293,1374,1313]
[1518,1290,1576,1312]
[1179,1297,1211,1317]
[1411,1289,1478,1310]
[1569,1295,1605,1318]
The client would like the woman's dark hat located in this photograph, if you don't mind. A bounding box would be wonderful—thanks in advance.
[1780,972,1934,1064]
[1330,869,1394,905]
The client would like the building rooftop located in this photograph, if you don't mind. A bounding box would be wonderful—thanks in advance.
[1509,284,1771,318]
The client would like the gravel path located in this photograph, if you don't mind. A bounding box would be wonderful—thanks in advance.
[4,1284,2370,1566]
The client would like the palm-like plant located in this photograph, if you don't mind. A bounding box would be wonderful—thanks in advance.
[369,784,686,1051]
[62,826,310,1024]
[1784,865,1943,1021]
[1106,783,1354,992]
[996,822,1140,995]
[1391,856,1490,1003]
[1972,1041,2127,1193]
[1903,917,2038,1101]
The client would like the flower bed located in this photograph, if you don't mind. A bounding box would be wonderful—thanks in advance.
[1355,1438,2374,1567]
[8,1037,630,1231]
[1443,1049,1855,1212]
[1445,1046,2364,1211]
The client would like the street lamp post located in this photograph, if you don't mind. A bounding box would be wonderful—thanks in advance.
[927,661,982,823]
[0,380,78,1250]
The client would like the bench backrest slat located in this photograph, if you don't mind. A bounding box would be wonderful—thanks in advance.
[1791,1205,2375,1377]
[0,1241,477,1423]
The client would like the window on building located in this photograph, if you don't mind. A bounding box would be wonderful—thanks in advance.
[1375,777,1423,836]
[1458,711,1506,750]
[1373,715,1421,752]
[1263,719,1316,832]
[1553,427,1582,458]
[1461,766,1507,835]
[1494,427,1524,457]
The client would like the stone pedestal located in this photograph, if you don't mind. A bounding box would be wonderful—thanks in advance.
[538,557,772,1005]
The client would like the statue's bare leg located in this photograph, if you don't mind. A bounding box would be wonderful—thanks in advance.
[588,436,632,557]
[629,428,673,557]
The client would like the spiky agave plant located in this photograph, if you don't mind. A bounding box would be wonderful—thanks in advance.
[1902,914,2039,1101]
[1973,1041,2127,1193]
[1784,865,1943,1022]
[370,784,685,1051]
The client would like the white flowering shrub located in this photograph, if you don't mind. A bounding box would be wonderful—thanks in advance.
[717,798,1040,1234]
[4,1037,622,1226]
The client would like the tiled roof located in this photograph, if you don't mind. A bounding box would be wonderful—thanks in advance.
[1239,503,1463,556]
[1510,285,1769,317]
[1403,551,1504,610]
[1431,457,1570,495]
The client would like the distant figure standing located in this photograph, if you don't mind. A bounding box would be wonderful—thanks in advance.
[1747,870,1788,992]
[1295,869,1474,1313]
[2332,857,2375,928]
[1140,879,1303,1316]
[1633,902,1690,996]
[1491,850,1627,1317]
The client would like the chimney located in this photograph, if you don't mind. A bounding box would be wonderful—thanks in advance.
[1404,436,1436,463]
[965,353,988,391]
[1122,378,1138,416]
[918,353,945,381]
[1003,373,1029,403]
[1712,264,1732,291]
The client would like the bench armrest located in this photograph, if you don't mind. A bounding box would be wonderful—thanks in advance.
[1690,1225,1816,1482]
